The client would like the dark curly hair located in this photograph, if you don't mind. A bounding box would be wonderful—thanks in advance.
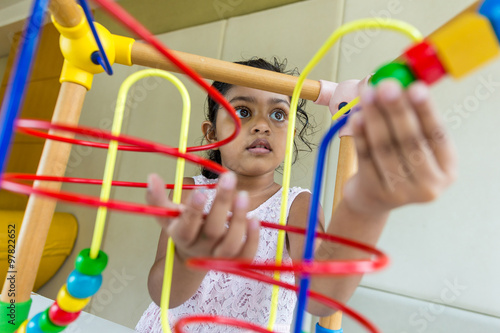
[201,57,316,179]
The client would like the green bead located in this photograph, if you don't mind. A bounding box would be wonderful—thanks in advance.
[39,309,66,333]
[75,248,108,276]
[370,62,416,87]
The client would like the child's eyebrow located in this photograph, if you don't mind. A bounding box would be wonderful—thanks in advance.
[228,96,290,107]
[269,98,290,107]
[229,96,256,104]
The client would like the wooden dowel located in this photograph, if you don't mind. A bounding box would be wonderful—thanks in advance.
[49,0,83,28]
[131,42,322,101]
[0,82,87,303]
[130,0,482,107]
[331,137,358,212]
[318,136,357,330]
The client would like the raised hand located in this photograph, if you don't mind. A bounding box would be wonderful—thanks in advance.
[343,79,457,216]
[146,172,260,262]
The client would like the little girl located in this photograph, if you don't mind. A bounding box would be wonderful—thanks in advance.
[135,58,457,332]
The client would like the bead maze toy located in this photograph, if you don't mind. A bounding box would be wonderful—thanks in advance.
[0,0,499,332]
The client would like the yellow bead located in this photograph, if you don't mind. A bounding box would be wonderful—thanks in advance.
[16,320,28,333]
[56,285,90,313]
[429,12,500,78]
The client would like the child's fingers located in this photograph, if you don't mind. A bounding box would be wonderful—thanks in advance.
[202,172,237,241]
[408,82,458,178]
[213,191,250,258]
[239,218,260,260]
[376,81,441,181]
[349,111,384,186]
[146,174,169,207]
[146,173,179,229]
[360,84,403,190]
[169,190,207,248]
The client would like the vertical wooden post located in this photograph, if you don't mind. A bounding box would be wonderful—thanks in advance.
[48,0,83,28]
[0,82,87,302]
[0,0,85,304]
[319,136,357,331]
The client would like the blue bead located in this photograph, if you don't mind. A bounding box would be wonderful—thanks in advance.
[479,0,500,41]
[26,313,44,333]
[66,270,103,299]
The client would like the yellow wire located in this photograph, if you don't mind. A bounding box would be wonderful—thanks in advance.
[159,74,191,333]
[267,18,423,330]
[90,18,422,332]
[332,96,360,122]
[87,69,190,333]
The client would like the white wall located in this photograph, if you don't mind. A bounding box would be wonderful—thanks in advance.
[338,0,500,332]
[35,0,500,331]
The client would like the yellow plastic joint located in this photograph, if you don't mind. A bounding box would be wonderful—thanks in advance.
[113,35,135,66]
[60,59,94,90]
[52,5,117,89]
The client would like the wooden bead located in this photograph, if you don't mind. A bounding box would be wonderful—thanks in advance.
[56,285,90,313]
[479,0,500,41]
[25,313,43,333]
[403,40,447,84]
[370,62,416,87]
[75,248,108,276]
[39,309,66,332]
[48,302,81,327]
[15,320,28,333]
[428,12,500,78]
[67,270,102,298]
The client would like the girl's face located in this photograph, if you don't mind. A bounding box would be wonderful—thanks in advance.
[207,86,290,178]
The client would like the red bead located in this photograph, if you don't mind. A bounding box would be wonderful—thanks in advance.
[403,40,447,84]
[48,301,81,326]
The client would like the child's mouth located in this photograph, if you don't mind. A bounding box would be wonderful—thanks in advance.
[247,139,272,154]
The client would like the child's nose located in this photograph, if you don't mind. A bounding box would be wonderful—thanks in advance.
[250,115,271,134]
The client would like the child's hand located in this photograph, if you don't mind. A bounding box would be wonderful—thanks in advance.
[146,172,260,262]
[343,80,457,216]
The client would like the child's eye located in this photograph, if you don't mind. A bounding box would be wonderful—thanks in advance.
[270,110,286,122]
[236,108,250,119]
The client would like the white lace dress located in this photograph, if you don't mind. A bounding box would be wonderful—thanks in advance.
[136,175,309,333]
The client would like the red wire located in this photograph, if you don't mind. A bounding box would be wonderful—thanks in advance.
[17,122,229,153]
[90,0,241,153]
[4,117,388,332]
[1,174,386,333]
[175,220,389,333]
[15,119,227,175]
[1,179,179,216]
[3,173,217,189]
[0,0,389,331]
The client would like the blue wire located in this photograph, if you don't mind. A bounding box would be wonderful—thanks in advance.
[78,0,113,75]
[293,115,349,333]
[0,0,49,179]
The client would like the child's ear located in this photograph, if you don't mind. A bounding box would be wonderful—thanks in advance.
[201,121,218,147]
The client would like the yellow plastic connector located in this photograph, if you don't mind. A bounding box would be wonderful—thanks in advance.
[52,5,135,90]
[113,34,134,66]
[429,12,500,78]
